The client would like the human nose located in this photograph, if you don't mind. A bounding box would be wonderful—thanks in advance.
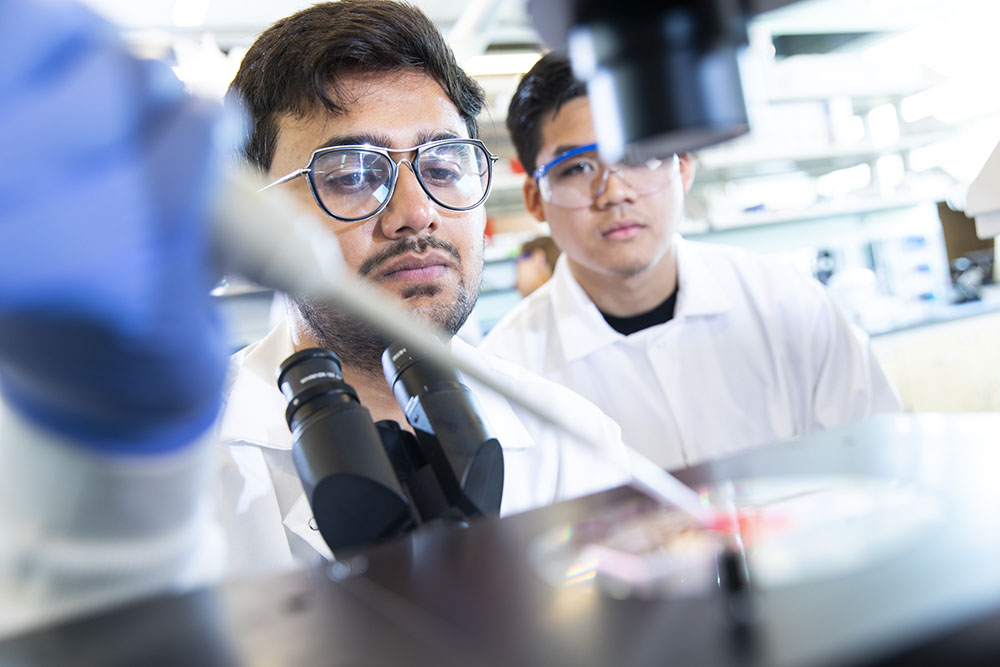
[378,161,439,239]
[593,166,637,209]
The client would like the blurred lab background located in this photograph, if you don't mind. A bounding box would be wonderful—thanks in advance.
[81,0,1000,413]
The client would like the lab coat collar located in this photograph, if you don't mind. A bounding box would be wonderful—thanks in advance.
[217,321,537,453]
[550,234,733,362]
[217,320,296,449]
[673,235,734,318]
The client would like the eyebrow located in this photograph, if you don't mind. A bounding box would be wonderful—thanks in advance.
[551,143,591,158]
[317,130,464,152]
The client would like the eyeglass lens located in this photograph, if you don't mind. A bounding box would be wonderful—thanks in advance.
[542,150,670,208]
[311,141,490,220]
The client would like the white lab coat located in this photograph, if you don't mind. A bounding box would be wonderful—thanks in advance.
[215,321,631,575]
[480,236,902,470]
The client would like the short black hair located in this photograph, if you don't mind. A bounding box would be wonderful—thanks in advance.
[228,0,485,171]
[506,52,587,174]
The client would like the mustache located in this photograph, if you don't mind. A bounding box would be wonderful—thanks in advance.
[357,236,462,277]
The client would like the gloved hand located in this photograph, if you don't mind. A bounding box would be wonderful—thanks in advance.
[0,0,230,453]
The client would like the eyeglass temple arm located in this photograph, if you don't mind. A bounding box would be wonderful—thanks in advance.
[258,168,309,192]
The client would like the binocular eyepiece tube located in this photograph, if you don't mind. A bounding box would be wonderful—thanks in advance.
[277,342,504,555]
[382,341,504,518]
[277,348,416,554]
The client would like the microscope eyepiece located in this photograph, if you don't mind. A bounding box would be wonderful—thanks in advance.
[276,348,415,554]
[277,348,358,432]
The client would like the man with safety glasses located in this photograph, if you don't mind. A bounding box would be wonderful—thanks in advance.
[481,53,901,471]
[215,2,631,573]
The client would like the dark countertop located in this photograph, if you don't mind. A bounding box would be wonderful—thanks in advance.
[4,414,1000,666]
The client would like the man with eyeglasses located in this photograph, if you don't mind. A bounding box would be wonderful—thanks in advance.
[481,53,901,471]
[215,1,631,573]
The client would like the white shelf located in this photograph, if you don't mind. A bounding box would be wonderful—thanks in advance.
[699,194,938,232]
[695,129,955,173]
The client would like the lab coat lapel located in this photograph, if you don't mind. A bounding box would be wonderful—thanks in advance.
[217,320,295,450]
[672,236,733,319]
[549,256,623,362]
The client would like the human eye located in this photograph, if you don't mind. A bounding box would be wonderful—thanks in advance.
[422,163,463,185]
[323,170,372,189]
[552,158,598,181]
[318,167,379,192]
[418,151,466,186]
[316,152,386,194]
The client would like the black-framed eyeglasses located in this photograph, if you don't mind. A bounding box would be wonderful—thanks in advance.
[261,138,499,222]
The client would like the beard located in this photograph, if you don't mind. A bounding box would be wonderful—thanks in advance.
[291,235,480,378]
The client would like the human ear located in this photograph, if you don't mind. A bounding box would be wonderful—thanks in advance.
[523,177,547,222]
[678,153,696,193]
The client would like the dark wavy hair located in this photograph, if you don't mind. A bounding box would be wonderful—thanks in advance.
[228,0,485,171]
[506,52,587,173]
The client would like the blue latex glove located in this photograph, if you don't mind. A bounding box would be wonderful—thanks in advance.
[0,0,229,453]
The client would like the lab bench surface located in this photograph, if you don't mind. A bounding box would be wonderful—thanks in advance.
[6,413,1000,666]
